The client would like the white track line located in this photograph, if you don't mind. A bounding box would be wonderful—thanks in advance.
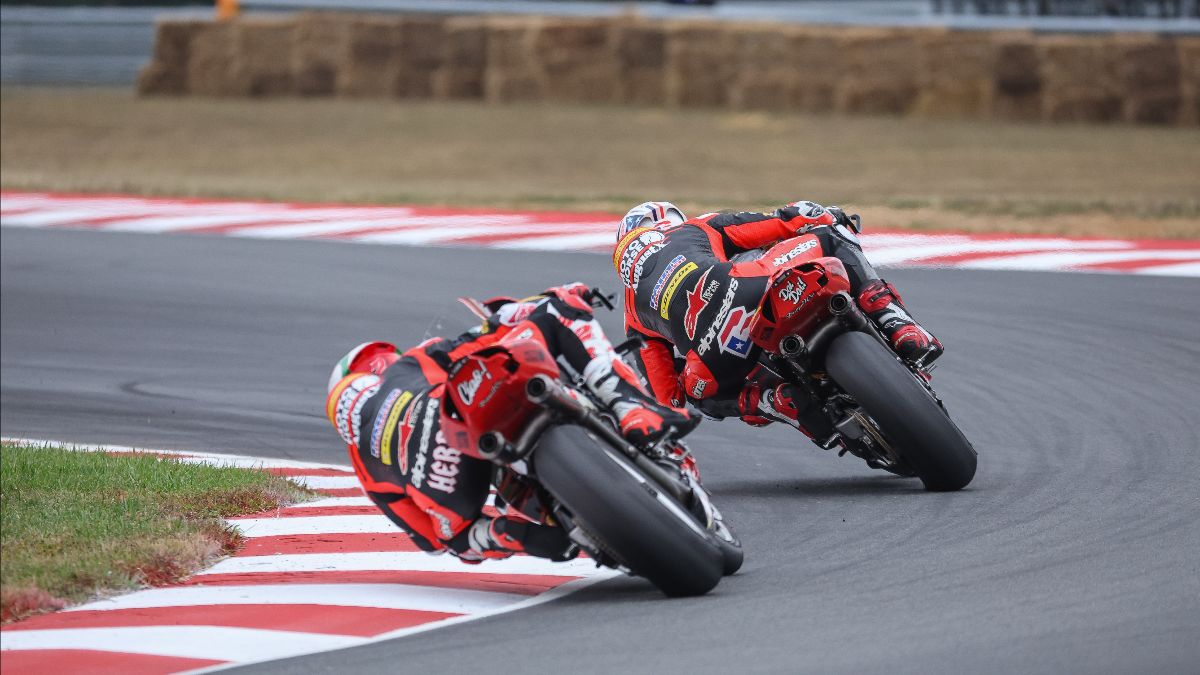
[229,514,400,537]
[959,249,1200,270]
[199,551,604,577]
[863,237,1133,265]
[0,626,365,662]
[287,496,373,509]
[68,583,527,614]
[1139,261,1200,276]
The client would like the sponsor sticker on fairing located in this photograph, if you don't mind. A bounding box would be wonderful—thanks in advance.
[778,279,807,304]
[456,365,490,406]
[697,279,738,356]
[772,239,818,266]
[650,255,687,310]
[718,307,756,358]
[658,262,699,319]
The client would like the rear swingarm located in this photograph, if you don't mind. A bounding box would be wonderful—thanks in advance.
[477,375,693,505]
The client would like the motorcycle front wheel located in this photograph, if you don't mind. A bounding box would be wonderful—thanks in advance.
[534,424,725,597]
[825,331,977,491]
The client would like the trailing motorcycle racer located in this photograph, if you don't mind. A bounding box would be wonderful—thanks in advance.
[325,283,698,564]
[614,200,942,444]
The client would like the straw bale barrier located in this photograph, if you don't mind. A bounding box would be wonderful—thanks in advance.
[138,12,1197,126]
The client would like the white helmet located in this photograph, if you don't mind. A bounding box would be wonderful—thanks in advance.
[617,201,687,242]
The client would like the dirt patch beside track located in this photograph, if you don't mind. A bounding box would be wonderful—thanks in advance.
[2,88,1197,239]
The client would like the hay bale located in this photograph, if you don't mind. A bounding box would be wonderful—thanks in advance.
[137,20,203,95]
[990,37,1041,121]
[483,17,543,102]
[832,29,921,115]
[535,18,618,103]
[913,29,999,119]
[293,12,350,96]
[1110,36,1182,124]
[433,16,487,99]
[726,26,794,111]
[1178,37,1200,126]
[615,21,668,105]
[664,23,739,108]
[338,16,404,97]
[187,21,238,96]
[1038,35,1122,123]
[392,16,447,98]
[234,20,296,97]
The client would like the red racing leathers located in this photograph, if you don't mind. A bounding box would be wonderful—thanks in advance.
[616,202,936,434]
[326,284,691,563]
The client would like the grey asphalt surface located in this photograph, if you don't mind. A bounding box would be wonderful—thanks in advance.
[2,225,1198,674]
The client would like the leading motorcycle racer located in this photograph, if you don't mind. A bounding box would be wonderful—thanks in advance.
[614,200,942,445]
[325,283,697,564]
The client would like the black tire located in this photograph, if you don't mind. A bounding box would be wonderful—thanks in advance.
[825,331,977,491]
[534,425,724,597]
[716,534,744,576]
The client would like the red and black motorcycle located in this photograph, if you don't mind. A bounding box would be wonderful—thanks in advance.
[439,318,742,597]
[735,227,977,491]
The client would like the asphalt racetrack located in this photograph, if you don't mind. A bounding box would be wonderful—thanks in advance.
[2,226,1198,674]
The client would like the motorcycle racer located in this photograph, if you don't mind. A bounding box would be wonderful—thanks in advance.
[614,200,942,443]
[325,283,698,564]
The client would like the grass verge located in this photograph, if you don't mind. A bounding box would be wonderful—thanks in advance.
[0,441,311,623]
[2,88,1198,239]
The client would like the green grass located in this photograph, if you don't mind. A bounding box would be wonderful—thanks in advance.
[0,442,310,622]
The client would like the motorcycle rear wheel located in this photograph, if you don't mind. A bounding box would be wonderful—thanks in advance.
[825,331,977,491]
[535,425,725,597]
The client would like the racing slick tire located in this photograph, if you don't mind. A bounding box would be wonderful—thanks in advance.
[825,331,977,492]
[534,425,724,597]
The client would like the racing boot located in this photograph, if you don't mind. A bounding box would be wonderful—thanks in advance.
[857,280,943,366]
[740,383,837,448]
[460,517,577,562]
[584,358,699,447]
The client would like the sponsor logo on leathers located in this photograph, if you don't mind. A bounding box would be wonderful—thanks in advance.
[772,239,819,266]
[658,262,698,320]
[333,374,381,447]
[683,267,720,340]
[697,278,738,356]
[409,396,461,494]
[379,390,413,466]
[397,393,421,474]
[410,397,438,489]
[370,389,403,459]
[614,228,667,289]
[718,307,756,358]
[650,255,686,310]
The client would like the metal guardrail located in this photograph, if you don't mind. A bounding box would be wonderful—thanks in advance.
[931,0,1199,17]
[1,6,208,85]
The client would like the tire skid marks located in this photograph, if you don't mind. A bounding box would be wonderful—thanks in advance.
[0,439,618,674]
[2,191,1196,277]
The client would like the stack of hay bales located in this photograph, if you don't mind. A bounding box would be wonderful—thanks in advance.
[136,12,1197,127]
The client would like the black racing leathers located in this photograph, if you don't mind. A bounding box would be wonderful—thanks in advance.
[615,203,882,414]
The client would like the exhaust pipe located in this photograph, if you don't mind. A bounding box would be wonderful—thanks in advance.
[779,334,806,357]
[828,291,852,316]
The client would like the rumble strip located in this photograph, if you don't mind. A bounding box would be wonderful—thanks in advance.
[2,192,1197,277]
[0,440,617,674]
